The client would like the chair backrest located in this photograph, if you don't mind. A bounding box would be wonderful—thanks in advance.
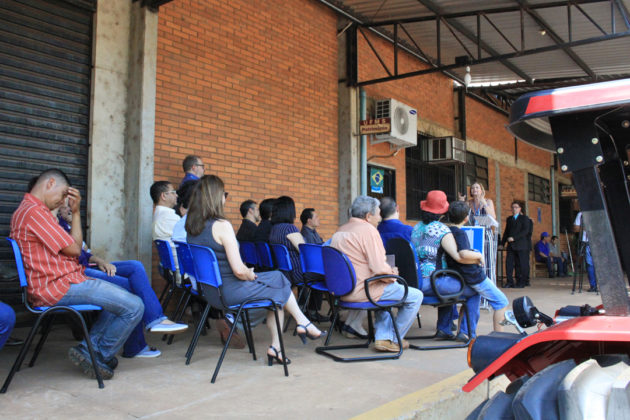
[173,241,194,277]
[321,246,356,297]
[154,239,177,272]
[255,241,274,269]
[240,241,258,266]
[385,238,420,289]
[6,238,28,288]
[173,240,198,291]
[188,243,224,309]
[299,243,324,275]
[270,244,292,272]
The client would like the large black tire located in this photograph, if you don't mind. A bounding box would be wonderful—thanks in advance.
[470,356,630,420]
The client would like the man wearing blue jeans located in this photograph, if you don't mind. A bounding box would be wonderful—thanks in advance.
[0,302,16,350]
[56,204,187,358]
[331,196,423,353]
[11,169,144,380]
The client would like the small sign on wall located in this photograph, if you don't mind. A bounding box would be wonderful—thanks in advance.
[360,118,391,135]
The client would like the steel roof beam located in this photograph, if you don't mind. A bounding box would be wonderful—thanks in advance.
[366,0,609,26]
[416,0,532,83]
[356,29,630,86]
[515,0,595,79]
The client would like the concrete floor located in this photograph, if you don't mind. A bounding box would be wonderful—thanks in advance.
[0,277,608,419]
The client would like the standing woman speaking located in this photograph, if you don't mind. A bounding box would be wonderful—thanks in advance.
[462,182,499,288]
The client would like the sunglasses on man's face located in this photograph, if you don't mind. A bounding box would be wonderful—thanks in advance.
[224,192,229,199]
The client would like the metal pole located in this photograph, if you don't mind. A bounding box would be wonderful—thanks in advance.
[360,88,367,195]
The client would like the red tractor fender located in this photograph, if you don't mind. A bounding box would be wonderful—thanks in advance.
[462,315,630,392]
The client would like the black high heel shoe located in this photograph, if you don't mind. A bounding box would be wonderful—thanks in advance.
[267,346,291,366]
[296,322,327,344]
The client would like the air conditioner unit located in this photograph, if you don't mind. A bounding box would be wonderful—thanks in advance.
[373,99,418,147]
[428,136,466,164]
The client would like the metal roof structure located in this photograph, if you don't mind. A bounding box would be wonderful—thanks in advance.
[318,0,630,105]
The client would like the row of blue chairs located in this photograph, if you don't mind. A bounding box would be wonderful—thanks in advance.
[154,240,289,382]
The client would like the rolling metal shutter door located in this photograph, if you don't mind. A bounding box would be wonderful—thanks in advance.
[0,0,94,266]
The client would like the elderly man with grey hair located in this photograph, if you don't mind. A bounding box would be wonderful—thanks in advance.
[330,195,423,353]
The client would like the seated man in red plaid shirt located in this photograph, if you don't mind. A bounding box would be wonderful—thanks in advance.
[10,169,144,380]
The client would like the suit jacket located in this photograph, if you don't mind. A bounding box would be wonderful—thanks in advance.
[501,214,530,251]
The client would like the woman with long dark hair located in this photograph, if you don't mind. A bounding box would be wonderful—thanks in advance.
[186,175,325,364]
[268,196,304,288]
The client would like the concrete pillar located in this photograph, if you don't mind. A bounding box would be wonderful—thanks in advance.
[337,28,360,225]
[88,0,157,273]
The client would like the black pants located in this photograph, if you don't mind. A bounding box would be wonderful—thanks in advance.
[506,249,530,286]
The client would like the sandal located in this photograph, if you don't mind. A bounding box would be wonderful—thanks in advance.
[267,345,291,366]
[296,322,327,344]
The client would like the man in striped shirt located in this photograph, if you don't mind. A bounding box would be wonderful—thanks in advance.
[10,169,144,380]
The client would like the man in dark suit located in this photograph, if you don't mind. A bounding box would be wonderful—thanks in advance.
[501,201,530,288]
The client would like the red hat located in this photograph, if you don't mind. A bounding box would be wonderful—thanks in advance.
[420,190,449,214]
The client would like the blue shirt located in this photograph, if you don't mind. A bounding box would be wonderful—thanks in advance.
[534,240,550,262]
[377,219,413,247]
[172,214,187,243]
[179,172,199,188]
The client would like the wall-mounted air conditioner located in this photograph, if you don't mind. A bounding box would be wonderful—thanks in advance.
[427,136,466,164]
[372,99,418,148]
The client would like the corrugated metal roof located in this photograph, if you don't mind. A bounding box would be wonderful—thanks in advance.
[324,0,630,98]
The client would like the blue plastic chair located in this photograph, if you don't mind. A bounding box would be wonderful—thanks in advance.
[239,241,258,267]
[154,239,179,311]
[315,246,408,362]
[1,238,105,393]
[299,242,329,298]
[385,238,471,350]
[255,241,274,270]
[187,243,289,382]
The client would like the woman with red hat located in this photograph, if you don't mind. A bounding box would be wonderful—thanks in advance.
[410,190,481,342]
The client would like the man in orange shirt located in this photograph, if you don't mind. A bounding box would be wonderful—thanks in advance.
[330,196,423,352]
[11,169,144,379]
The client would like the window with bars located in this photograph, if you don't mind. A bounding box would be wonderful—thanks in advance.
[405,135,456,220]
[464,152,488,190]
[528,173,550,203]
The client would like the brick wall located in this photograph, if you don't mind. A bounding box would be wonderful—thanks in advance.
[357,31,455,222]
[155,0,339,236]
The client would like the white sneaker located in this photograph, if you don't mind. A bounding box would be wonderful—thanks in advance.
[134,346,161,358]
[149,320,188,334]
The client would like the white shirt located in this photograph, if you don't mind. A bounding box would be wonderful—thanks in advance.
[152,205,180,241]
[574,212,588,242]
[171,214,187,243]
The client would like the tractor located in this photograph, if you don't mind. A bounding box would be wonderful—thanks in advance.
[463,79,630,419]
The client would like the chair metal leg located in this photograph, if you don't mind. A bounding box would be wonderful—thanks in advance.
[409,303,472,350]
[241,311,255,357]
[185,302,211,364]
[28,314,56,368]
[211,307,246,383]
[416,313,422,329]
[1,313,46,393]
[316,308,402,362]
[167,291,191,345]
[72,309,104,389]
[271,305,289,377]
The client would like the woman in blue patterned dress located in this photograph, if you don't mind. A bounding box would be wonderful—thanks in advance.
[411,190,481,341]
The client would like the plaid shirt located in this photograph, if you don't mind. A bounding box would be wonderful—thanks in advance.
[10,193,85,306]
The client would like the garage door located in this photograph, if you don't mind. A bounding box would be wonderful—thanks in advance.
[0,0,94,266]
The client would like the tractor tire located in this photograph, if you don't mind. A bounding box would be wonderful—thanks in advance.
[470,356,630,420]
